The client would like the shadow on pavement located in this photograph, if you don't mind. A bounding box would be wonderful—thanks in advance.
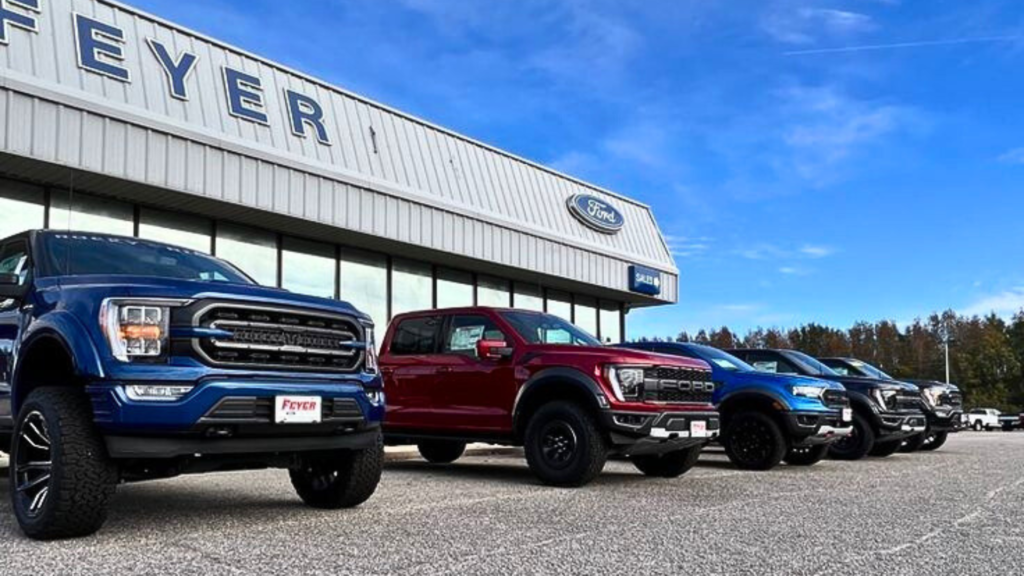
[385,460,644,487]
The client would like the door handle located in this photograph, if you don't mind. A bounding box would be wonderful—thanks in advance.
[438,366,453,374]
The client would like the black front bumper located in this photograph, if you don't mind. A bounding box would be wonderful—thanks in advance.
[925,409,962,432]
[785,411,854,447]
[875,411,928,441]
[105,425,381,459]
[603,411,720,456]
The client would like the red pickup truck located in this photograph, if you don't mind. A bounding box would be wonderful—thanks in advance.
[380,307,720,487]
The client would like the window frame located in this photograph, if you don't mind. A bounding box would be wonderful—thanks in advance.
[388,315,444,356]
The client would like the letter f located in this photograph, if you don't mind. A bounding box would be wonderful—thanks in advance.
[0,0,40,45]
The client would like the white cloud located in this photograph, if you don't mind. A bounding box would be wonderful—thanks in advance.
[962,288,1024,317]
[779,266,803,275]
[997,148,1024,164]
[664,234,712,258]
[762,5,875,46]
[800,245,835,258]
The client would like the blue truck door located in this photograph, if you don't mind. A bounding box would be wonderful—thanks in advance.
[0,239,31,427]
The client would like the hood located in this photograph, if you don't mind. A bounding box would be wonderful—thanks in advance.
[820,373,919,392]
[528,344,711,371]
[38,275,371,323]
[729,370,845,390]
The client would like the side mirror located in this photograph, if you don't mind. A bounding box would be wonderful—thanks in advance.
[0,274,28,300]
[477,340,513,361]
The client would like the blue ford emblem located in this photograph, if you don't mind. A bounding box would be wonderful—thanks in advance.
[567,194,625,234]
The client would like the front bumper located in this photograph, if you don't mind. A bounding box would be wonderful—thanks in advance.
[603,410,720,456]
[105,427,380,458]
[925,409,962,432]
[785,410,853,446]
[876,411,928,441]
[87,378,384,439]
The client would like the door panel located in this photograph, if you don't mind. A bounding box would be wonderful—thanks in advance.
[0,240,31,427]
[381,315,444,430]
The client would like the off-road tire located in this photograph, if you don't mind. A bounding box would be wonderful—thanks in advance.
[869,439,902,457]
[524,401,607,487]
[417,441,466,464]
[899,433,926,453]
[10,387,117,540]
[829,412,875,461]
[784,444,829,466]
[722,411,787,471]
[632,445,702,478]
[973,421,983,431]
[919,431,949,451]
[290,432,383,509]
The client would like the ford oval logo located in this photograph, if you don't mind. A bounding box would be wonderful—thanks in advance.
[567,193,625,234]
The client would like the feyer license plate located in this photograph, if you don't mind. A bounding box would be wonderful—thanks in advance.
[842,408,853,422]
[690,420,708,437]
[275,396,322,424]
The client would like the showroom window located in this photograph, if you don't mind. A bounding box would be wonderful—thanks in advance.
[436,268,474,309]
[599,301,623,344]
[546,290,572,322]
[391,259,433,317]
[49,192,134,236]
[477,275,511,307]
[138,208,212,253]
[340,248,389,328]
[282,237,336,299]
[0,179,45,239]
[513,283,544,312]
[214,223,279,286]
[573,296,598,338]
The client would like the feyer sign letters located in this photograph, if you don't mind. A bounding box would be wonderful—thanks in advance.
[0,1,333,145]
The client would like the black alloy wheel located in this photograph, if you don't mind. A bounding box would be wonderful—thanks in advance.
[919,430,949,451]
[14,411,52,519]
[723,411,786,471]
[540,421,578,470]
[828,412,875,461]
[783,444,829,466]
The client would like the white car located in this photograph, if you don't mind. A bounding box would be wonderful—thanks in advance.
[965,408,1002,431]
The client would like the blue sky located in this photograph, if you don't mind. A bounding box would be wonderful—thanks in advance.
[129,0,1024,339]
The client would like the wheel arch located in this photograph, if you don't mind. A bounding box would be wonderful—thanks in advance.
[511,367,606,442]
[12,317,102,414]
[718,391,790,429]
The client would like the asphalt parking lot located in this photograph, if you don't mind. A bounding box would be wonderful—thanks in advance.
[1,432,1022,576]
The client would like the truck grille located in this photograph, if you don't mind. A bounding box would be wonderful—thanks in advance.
[201,397,365,424]
[192,304,364,372]
[822,389,849,409]
[642,367,715,404]
[943,391,963,409]
[895,391,923,412]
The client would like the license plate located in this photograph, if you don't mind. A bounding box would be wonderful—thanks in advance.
[690,420,708,437]
[842,408,853,422]
[275,396,322,424]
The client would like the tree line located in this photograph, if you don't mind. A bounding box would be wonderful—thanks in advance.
[634,310,1024,412]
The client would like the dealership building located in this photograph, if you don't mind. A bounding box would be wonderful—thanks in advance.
[0,0,678,340]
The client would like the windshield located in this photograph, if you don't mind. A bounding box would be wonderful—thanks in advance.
[691,344,756,372]
[500,311,602,346]
[848,359,893,380]
[785,350,839,377]
[42,234,253,285]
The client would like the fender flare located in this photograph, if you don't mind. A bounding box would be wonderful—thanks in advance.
[717,389,793,413]
[12,311,105,412]
[846,390,880,427]
[511,367,605,435]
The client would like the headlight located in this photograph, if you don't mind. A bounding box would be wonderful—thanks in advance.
[791,385,826,399]
[362,322,379,374]
[922,388,942,407]
[606,366,646,402]
[365,388,385,406]
[873,389,899,410]
[100,299,173,362]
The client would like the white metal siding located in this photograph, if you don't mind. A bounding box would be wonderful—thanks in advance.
[0,0,678,303]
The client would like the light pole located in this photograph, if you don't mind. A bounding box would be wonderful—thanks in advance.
[941,331,956,385]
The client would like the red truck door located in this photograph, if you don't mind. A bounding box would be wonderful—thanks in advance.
[430,313,518,432]
[381,315,447,431]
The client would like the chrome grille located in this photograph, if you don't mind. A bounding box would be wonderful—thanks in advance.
[895,391,923,412]
[193,305,364,372]
[642,367,715,404]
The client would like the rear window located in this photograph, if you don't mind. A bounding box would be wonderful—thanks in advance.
[389,316,442,356]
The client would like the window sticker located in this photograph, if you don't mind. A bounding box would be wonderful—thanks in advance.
[753,361,778,373]
[450,325,485,351]
[711,359,738,369]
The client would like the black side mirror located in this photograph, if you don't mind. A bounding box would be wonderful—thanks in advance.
[0,274,28,300]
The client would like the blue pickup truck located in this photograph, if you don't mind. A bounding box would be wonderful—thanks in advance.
[0,231,384,540]
[619,342,852,470]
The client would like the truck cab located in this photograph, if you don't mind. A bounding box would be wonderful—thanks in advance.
[380,307,721,487]
[728,349,927,460]
[621,342,851,469]
[1,231,384,540]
